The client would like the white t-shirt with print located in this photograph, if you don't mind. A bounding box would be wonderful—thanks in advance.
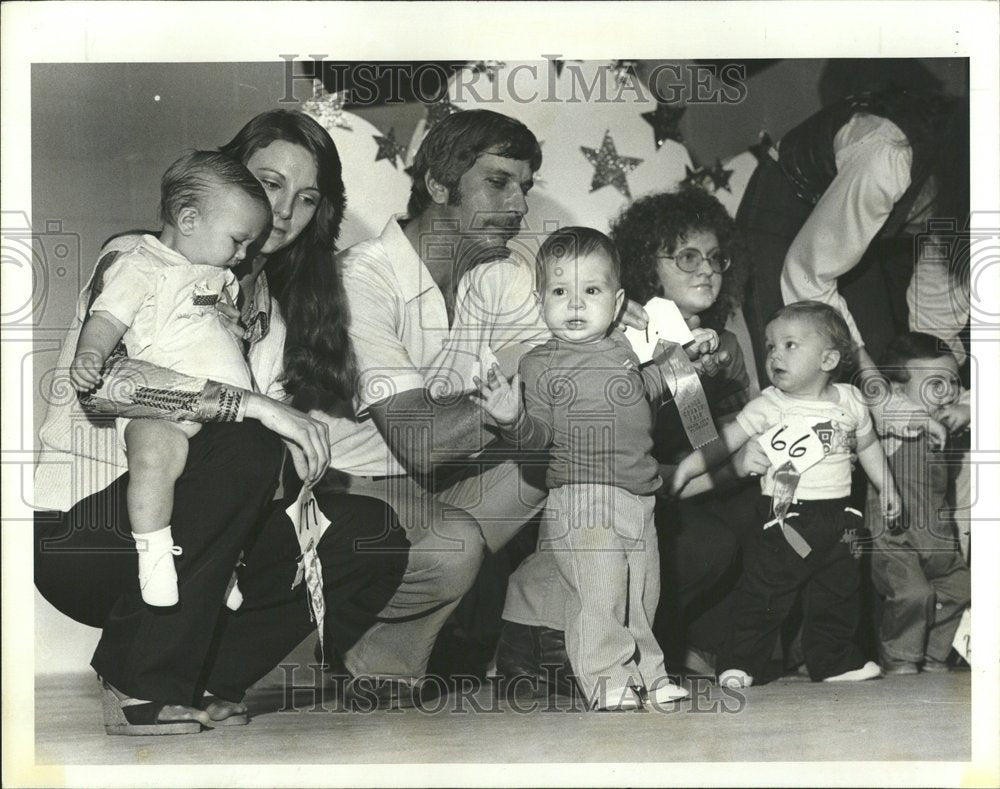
[736,383,873,500]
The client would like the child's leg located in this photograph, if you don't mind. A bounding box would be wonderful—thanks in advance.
[124,420,200,534]
[923,549,971,663]
[870,532,934,666]
[543,484,640,708]
[798,505,868,680]
[625,495,688,703]
[124,420,200,607]
[716,497,813,683]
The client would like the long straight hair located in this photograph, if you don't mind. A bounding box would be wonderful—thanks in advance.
[220,109,355,410]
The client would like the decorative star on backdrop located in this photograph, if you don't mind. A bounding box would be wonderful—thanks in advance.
[609,60,638,87]
[469,60,506,82]
[748,130,775,162]
[680,164,710,190]
[373,128,408,169]
[301,78,352,131]
[424,94,461,130]
[580,130,644,200]
[641,103,686,148]
[707,158,734,192]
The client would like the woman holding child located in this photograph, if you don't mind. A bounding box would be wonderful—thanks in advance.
[34,109,406,734]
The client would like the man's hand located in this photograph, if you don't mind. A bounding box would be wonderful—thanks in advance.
[471,363,523,426]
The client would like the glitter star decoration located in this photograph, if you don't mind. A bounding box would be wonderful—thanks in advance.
[301,78,352,131]
[580,130,644,200]
[469,60,506,82]
[609,60,638,88]
[680,164,711,190]
[373,128,408,169]
[424,93,461,130]
[641,102,686,148]
[748,130,775,162]
[707,158,734,192]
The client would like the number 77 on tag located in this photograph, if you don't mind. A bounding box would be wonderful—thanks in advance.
[758,418,826,474]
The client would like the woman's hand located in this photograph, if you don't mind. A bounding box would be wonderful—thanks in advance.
[244,393,330,485]
[616,299,649,332]
[215,290,246,342]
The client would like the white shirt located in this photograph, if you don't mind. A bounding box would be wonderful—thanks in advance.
[736,383,874,500]
[317,217,549,476]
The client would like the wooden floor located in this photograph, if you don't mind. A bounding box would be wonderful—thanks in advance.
[33,664,971,769]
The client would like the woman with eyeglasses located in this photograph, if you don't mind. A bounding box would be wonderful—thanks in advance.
[610,185,761,676]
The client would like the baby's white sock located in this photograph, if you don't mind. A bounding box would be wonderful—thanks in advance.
[134,526,182,607]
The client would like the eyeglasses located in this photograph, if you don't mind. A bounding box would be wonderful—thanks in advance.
[660,248,731,274]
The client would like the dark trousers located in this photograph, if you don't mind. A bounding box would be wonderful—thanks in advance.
[718,496,866,683]
[34,422,407,705]
[654,480,759,657]
[203,493,408,701]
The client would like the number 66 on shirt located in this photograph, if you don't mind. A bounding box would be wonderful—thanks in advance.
[758,418,827,474]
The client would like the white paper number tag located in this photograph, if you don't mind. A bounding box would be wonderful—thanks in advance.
[286,485,332,590]
[624,297,695,363]
[758,418,827,474]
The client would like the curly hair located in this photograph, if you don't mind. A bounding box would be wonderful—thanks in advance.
[609,185,748,332]
[219,109,354,411]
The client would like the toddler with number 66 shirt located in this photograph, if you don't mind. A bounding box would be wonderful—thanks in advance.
[673,301,900,687]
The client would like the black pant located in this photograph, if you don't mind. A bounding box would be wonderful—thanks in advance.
[34,422,407,705]
[654,480,759,657]
[203,493,408,701]
[717,496,865,683]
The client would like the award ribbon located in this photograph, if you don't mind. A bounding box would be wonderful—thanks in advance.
[286,485,332,665]
[652,340,718,449]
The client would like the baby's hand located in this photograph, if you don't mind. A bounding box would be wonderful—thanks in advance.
[881,483,902,522]
[935,403,970,435]
[471,363,522,426]
[670,456,696,496]
[69,351,104,392]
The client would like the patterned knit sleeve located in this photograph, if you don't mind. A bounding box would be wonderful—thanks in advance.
[79,356,247,422]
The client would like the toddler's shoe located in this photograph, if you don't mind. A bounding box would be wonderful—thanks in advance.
[718,669,753,688]
[645,681,690,706]
[921,656,950,673]
[823,660,883,682]
[883,658,919,676]
[135,529,182,607]
[596,686,643,712]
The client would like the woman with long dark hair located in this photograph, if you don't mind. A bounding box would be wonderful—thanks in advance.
[34,110,406,734]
